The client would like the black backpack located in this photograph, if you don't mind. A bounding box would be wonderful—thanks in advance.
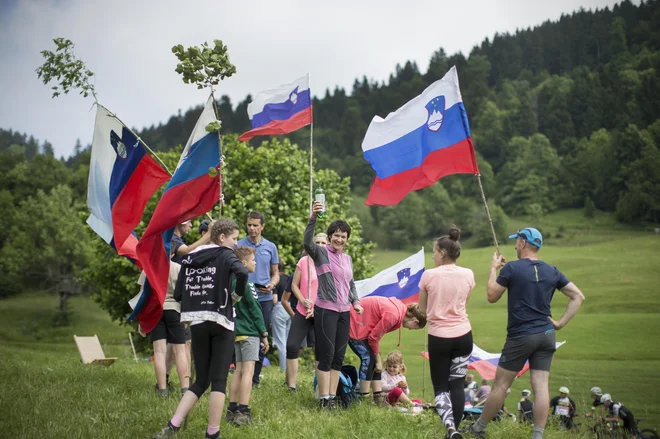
[520,400,534,422]
[336,365,358,408]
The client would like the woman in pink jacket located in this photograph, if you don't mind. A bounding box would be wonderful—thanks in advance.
[348,296,426,405]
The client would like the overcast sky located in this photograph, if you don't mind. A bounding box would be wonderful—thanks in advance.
[0,0,624,158]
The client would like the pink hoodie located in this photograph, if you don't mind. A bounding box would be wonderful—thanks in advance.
[349,296,406,354]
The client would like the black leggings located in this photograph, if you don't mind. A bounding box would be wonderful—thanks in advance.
[314,306,350,372]
[286,309,318,360]
[189,321,234,398]
[348,339,381,382]
[428,331,473,429]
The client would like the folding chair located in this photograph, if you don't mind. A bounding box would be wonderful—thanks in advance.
[73,335,117,366]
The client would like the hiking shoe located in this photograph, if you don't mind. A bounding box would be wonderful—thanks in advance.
[288,386,297,393]
[225,408,237,423]
[151,422,179,438]
[233,408,252,426]
[373,393,389,407]
[327,396,338,410]
[320,398,328,409]
[468,424,486,438]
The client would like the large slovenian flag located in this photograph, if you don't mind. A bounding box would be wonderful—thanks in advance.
[362,66,479,206]
[130,96,220,332]
[355,249,425,305]
[86,105,170,265]
[238,75,312,142]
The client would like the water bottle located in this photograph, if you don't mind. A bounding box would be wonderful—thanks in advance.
[315,184,326,219]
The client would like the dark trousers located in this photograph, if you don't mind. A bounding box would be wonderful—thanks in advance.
[252,299,274,385]
[189,321,234,397]
[314,306,350,372]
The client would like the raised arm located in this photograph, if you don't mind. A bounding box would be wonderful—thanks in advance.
[303,201,324,260]
[549,282,585,330]
[487,252,507,303]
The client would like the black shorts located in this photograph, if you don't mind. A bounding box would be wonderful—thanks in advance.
[151,310,186,344]
[499,331,556,372]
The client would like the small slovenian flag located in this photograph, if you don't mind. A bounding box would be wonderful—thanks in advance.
[86,105,170,265]
[361,66,479,206]
[238,75,312,142]
[355,249,425,305]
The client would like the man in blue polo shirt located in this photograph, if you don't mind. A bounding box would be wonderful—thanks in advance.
[237,210,280,386]
[470,228,585,439]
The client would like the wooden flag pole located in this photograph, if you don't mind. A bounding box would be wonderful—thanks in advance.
[307,73,314,305]
[210,90,224,218]
[128,332,138,362]
[476,174,500,254]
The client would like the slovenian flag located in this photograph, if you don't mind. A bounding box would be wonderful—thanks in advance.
[86,105,170,265]
[131,96,221,333]
[355,249,425,304]
[362,66,479,206]
[238,75,312,142]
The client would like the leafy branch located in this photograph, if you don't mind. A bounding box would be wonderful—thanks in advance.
[36,38,97,101]
[171,40,236,90]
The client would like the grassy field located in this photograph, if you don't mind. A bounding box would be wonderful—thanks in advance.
[0,224,659,438]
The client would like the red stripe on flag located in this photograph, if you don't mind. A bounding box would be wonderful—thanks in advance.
[136,170,220,333]
[238,108,312,141]
[111,154,170,263]
[365,138,479,206]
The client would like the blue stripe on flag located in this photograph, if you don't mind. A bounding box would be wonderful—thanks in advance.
[127,279,151,321]
[167,132,220,189]
[250,89,311,129]
[363,102,471,179]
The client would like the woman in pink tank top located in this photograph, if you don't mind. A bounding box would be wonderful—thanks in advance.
[418,226,475,439]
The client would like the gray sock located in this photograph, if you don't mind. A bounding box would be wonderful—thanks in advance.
[473,419,488,432]
[532,426,544,439]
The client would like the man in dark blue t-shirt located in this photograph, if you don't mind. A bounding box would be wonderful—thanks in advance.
[471,228,584,439]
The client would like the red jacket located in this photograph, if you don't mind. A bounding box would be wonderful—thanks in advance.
[349,296,406,354]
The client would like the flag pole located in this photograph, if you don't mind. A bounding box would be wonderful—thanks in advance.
[98,104,172,175]
[307,72,313,304]
[475,174,500,254]
[422,324,428,400]
[210,89,224,218]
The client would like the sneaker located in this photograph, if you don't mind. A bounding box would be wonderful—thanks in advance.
[151,422,179,438]
[157,388,169,398]
[468,424,486,438]
[447,429,464,439]
[319,398,328,409]
[326,396,338,410]
[288,387,297,393]
[233,408,252,426]
[205,432,220,439]
[373,393,389,407]
[225,408,237,423]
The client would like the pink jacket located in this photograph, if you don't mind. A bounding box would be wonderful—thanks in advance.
[349,296,406,354]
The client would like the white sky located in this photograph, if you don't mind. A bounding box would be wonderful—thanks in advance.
[0,0,624,157]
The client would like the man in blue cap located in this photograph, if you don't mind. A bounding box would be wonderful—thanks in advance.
[470,228,585,439]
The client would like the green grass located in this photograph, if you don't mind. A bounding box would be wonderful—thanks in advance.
[0,226,659,437]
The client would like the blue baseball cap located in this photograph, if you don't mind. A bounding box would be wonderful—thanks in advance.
[508,227,543,248]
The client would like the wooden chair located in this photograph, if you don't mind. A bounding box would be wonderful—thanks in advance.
[73,335,117,366]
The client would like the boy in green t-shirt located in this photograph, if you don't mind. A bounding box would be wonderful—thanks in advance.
[226,247,269,426]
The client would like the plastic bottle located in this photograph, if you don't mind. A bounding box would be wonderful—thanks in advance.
[315,184,326,219]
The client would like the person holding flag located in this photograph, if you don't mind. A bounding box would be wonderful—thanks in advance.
[470,228,585,439]
[418,226,475,439]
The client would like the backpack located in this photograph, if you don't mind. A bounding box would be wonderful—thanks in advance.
[336,365,359,408]
[520,400,534,422]
[314,364,359,408]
